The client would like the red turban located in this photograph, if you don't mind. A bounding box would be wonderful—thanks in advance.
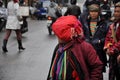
[52,15,83,42]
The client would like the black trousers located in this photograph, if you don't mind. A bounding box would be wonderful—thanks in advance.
[109,55,120,80]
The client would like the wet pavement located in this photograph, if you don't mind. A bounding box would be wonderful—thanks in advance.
[0,19,58,80]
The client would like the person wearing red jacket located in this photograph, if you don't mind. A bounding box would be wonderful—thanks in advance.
[47,5,103,80]
[104,2,120,80]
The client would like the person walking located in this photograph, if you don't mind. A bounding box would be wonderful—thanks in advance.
[80,3,109,79]
[104,2,120,80]
[47,5,103,80]
[2,0,25,53]
[47,0,58,23]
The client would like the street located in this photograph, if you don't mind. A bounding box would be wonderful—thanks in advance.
[0,0,111,79]
[0,18,109,80]
[0,19,58,80]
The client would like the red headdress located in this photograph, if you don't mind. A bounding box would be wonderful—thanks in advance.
[52,15,83,42]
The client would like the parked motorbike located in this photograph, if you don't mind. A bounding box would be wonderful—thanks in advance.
[0,7,7,32]
[34,7,47,20]
[47,16,52,35]
[0,17,6,31]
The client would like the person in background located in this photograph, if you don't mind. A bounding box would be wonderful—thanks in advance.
[80,3,109,79]
[82,0,100,17]
[47,5,103,80]
[19,0,29,34]
[100,0,112,22]
[64,0,78,16]
[104,2,120,80]
[55,3,62,17]
[47,0,58,25]
[29,0,37,19]
[0,0,7,31]
[2,0,25,53]
[113,0,119,5]
[80,1,100,27]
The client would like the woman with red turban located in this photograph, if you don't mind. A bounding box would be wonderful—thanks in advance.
[47,5,103,80]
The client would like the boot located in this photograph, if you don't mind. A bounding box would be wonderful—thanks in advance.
[17,40,25,51]
[2,39,8,52]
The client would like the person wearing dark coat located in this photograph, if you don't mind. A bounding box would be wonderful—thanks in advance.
[80,3,109,79]
[47,5,103,80]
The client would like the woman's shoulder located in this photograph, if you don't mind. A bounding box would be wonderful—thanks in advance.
[75,40,95,52]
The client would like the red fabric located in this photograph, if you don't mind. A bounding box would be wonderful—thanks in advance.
[62,40,103,80]
[71,40,103,80]
[13,0,18,3]
[104,21,120,55]
[52,15,83,42]
[116,25,120,41]
[72,70,80,80]
[72,70,78,78]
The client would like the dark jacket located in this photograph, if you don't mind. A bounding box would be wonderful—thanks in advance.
[80,16,109,72]
[47,38,103,80]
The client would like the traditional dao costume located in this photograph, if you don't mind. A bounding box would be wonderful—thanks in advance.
[47,15,103,80]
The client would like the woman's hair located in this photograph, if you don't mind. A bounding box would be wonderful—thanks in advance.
[88,4,100,12]
[115,2,120,8]
[67,5,81,17]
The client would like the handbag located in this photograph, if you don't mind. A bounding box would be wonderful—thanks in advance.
[55,9,62,17]
[20,20,28,34]
[17,15,23,21]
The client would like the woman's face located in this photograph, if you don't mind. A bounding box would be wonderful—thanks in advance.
[113,7,120,21]
[89,11,99,20]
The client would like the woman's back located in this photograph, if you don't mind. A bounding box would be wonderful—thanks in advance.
[7,1,19,16]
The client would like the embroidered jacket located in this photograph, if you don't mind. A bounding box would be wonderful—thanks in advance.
[104,21,120,55]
